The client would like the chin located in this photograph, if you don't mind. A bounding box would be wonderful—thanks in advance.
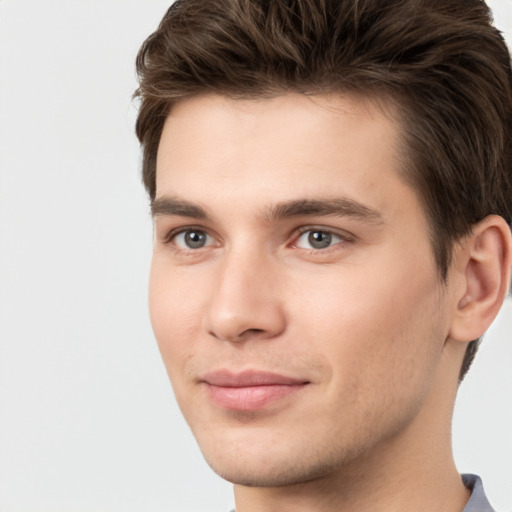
[194,425,359,488]
[205,454,337,488]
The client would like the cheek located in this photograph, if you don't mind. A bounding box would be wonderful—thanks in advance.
[293,265,448,446]
[148,261,204,381]
[293,255,447,387]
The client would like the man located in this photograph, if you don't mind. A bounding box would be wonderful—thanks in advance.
[134,1,512,511]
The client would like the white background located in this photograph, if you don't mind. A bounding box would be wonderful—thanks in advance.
[0,1,510,511]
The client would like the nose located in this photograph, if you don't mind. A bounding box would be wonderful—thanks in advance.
[203,248,287,343]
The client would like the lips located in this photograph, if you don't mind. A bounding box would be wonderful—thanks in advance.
[201,370,309,411]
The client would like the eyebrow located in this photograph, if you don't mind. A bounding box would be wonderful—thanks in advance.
[151,196,384,224]
[265,198,384,224]
[151,197,209,219]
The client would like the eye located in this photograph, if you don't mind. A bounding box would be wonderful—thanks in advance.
[295,229,345,250]
[173,229,213,249]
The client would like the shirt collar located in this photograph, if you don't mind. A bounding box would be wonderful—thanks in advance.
[462,474,495,512]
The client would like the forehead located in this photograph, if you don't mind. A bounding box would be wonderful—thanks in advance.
[154,92,417,224]
[159,92,397,156]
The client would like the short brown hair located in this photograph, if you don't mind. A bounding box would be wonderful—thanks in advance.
[134,0,512,380]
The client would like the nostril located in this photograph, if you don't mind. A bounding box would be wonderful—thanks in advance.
[230,328,269,342]
[244,328,265,335]
[239,328,269,337]
[209,327,273,342]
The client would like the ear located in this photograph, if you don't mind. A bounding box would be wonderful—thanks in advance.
[449,215,512,343]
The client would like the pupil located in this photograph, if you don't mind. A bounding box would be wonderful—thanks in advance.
[185,231,206,248]
[308,231,332,249]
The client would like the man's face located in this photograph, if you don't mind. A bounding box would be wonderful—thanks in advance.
[150,93,454,486]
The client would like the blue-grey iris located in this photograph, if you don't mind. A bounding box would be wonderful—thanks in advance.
[308,231,332,249]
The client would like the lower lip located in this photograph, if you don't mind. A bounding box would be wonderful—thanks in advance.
[205,383,306,411]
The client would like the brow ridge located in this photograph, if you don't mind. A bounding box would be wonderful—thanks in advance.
[151,197,208,219]
[265,198,384,223]
[151,195,384,224]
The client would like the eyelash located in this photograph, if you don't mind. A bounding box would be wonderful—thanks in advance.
[162,226,213,247]
[161,225,353,253]
[293,226,352,251]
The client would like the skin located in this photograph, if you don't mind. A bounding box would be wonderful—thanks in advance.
[149,93,510,512]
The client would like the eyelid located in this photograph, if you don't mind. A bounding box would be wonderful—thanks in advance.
[294,225,354,240]
[158,223,354,252]
[162,225,215,247]
[291,225,354,250]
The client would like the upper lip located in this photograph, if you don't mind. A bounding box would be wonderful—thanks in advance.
[201,370,309,387]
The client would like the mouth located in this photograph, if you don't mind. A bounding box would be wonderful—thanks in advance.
[201,370,310,411]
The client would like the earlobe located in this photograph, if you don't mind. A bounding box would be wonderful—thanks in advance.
[449,215,512,343]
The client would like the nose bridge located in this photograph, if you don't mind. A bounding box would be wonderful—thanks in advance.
[204,242,285,342]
